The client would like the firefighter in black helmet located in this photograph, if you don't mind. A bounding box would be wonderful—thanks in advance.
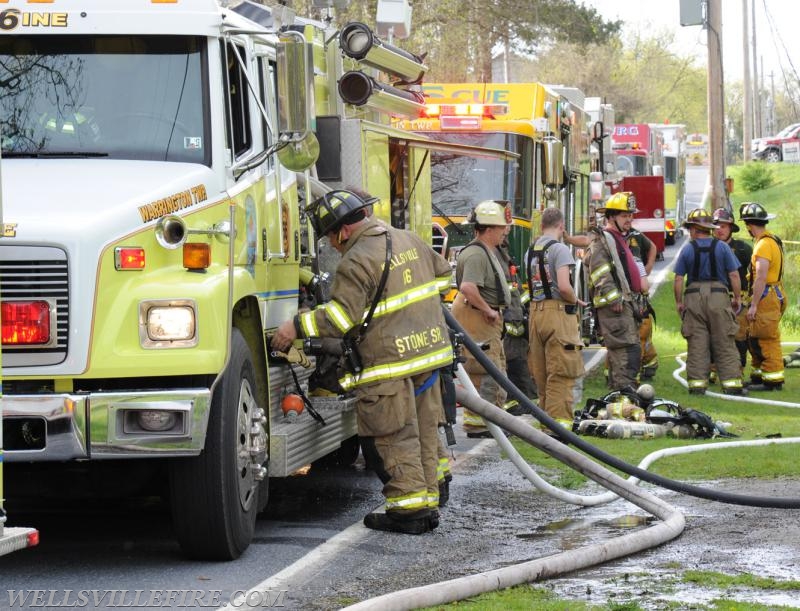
[739,202,786,391]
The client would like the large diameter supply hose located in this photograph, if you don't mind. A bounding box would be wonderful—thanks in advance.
[343,369,686,611]
[443,308,800,509]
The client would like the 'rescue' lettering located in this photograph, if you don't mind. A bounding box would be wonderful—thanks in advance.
[394,326,444,355]
[0,10,68,30]
[138,184,208,223]
[387,247,420,271]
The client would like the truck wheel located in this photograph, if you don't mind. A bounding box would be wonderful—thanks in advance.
[168,329,267,560]
[765,149,782,163]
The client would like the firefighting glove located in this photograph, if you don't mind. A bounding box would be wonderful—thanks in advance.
[274,345,312,368]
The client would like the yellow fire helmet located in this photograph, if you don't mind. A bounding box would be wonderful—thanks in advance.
[468,199,512,226]
[597,191,638,214]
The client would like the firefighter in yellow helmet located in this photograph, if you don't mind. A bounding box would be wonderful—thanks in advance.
[739,202,786,391]
[584,192,642,390]
[452,200,513,438]
[272,189,454,534]
[673,209,745,395]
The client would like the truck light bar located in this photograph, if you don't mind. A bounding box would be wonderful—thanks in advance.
[424,103,507,118]
[1,301,50,345]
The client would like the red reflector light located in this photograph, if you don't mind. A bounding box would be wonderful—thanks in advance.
[2,300,51,345]
[115,247,146,270]
[27,530,40,548]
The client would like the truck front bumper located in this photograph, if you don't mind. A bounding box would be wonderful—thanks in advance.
[2,389,211,461]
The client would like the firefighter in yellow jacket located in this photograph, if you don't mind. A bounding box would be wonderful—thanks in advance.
[451,200,512,438]
[272,190,453,534]
[740,202,786,391]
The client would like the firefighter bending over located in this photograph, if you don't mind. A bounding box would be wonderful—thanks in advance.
[272,189,453,534]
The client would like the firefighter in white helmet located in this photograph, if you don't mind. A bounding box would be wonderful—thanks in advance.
[452,200,513,438]
[272,189,453,534]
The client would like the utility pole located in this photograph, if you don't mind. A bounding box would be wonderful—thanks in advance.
[707,0,727,210]
[752,0,762,137]
[742,0,752,161]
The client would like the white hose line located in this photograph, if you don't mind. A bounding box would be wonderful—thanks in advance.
[636,436,800,471]
[343,377,685,611]
[673,352,800,408]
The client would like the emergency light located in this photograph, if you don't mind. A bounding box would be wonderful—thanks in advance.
[1,301,51,345]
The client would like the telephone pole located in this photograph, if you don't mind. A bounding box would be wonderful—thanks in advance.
[707,0,727,210]
[742,0,752,161]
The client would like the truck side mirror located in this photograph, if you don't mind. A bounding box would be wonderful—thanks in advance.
[543,137,564,187]
[276,32,319,171]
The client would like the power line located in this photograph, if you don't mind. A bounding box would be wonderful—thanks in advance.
[762,0,800,119]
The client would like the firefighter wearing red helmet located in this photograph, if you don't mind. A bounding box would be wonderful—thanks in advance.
[452,200,513,438]
[585,192,643,391]
[739,202,786,391]
[713,207,753,370]
[673,209,745,395]
[272,189,454,533]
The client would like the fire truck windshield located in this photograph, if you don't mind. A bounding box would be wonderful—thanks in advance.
[424,132,532,220]
[0,36,208,164]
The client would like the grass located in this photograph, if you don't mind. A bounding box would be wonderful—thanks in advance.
[426,162,800,611]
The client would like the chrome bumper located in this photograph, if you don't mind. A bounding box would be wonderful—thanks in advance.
[2,389,211,461]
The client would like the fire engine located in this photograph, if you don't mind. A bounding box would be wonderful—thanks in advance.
[395,83,591,286]
[651,124,687,245]
[610,123,667,255]
[0,0,491,560]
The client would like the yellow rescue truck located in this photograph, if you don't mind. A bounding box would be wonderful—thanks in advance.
[0,0,501,560]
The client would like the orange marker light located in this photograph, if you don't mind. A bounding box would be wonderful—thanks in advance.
[183,242,210,270]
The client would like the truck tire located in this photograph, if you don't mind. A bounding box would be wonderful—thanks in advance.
[168,329,267,560]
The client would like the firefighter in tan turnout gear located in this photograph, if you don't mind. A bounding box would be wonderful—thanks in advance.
[585,192,643,391]
[525,207,585,428]
[673,209,745,395]
[272,190,453,534]
[452,200,513,438]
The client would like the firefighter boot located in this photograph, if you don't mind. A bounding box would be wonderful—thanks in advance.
[363,509,432,534]
[428,510,440,530]
[438,474,452,508]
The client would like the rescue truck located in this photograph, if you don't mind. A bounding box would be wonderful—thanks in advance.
[0,0,497,560]
[395,82,591,285]
[651,124,687,245]
[610,124,666,255]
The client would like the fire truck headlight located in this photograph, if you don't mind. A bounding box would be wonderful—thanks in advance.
[139,300,197,348]
[137,410,178,432]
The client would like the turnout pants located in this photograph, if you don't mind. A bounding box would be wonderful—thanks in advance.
[596,301,641,390]
[527,300,584,423]
[451,293,507,430]
[748,287,785,385]
[682,282,742,391]
[356,378,431,515]
[639,314,658,376]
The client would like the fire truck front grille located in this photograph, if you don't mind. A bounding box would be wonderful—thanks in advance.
[0,245,69,366]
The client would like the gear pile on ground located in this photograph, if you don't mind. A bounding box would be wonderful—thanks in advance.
[572,384,736,440]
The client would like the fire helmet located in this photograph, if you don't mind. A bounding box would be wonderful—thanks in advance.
[597,191,638,215]
[468,200,511,226]
[307,189,378,235]
[682,208,718,231]
[738,201,775,223]
[712,207,740,233]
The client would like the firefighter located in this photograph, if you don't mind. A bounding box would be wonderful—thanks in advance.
[673,209,745,395]
[713,207,753,369]
[497,238,538,409]
[525,207,585,428]
[452,200,512,438]
[585,192,643,391]
[272,189,453,534]
[625,226,658,379]
[740,202,786,391]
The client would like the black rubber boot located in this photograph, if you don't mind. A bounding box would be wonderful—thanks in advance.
[363,510,431,534]
[746,383,783,392]
[428,510,440,530]
[438,475,451,508]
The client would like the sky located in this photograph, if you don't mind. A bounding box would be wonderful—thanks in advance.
[580,0,800,86]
